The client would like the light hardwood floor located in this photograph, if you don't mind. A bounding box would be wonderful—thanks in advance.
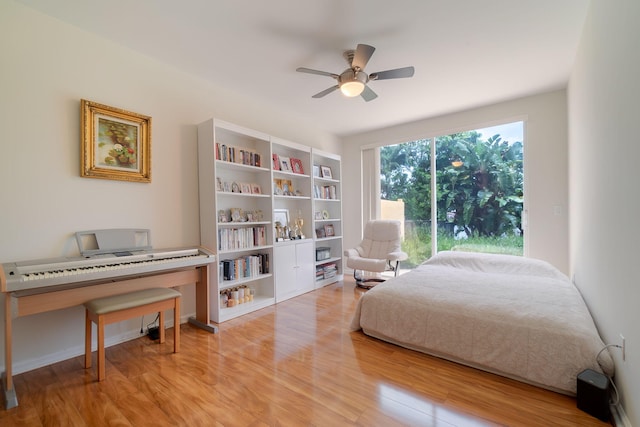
[1,278,611,426]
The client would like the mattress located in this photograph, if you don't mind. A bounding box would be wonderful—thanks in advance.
[350,251,613,395]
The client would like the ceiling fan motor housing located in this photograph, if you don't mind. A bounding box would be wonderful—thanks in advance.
[339,69,368,86]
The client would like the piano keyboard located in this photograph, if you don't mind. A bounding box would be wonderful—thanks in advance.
[1,247,215,293]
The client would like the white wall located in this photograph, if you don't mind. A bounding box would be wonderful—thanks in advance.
[4,5,635,424]
[568,0,640,424]
[0,1,339,375]
[342,90,569,274]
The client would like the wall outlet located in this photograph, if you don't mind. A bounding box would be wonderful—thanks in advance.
[620,334,626,361]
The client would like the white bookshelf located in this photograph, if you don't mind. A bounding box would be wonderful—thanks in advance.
[311,149,344,288]
[197,120,343,322]
[271,137,315,302]
[198,119,274,323]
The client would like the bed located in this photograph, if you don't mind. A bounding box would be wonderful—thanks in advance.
[350,251,613,395]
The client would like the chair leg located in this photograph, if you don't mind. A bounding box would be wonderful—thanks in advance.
[354,269,386,289]
[393,260,400,277]
[84,310,92,369]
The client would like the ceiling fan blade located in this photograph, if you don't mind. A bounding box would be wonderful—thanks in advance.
[296,67,339,79]
[352,44,376,70]
[361,85,378,102]
[369,66,415,80]
[312,85,339,98]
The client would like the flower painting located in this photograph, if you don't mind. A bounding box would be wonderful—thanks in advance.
[99,118,138,168]
[81,99,151,182]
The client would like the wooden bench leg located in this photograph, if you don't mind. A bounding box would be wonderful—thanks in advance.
[174,297,180,353]
[97,315,105,381]
[159,310,165,344]
[84,310,92,369]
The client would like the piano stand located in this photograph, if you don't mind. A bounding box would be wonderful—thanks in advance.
[3,378,18,410]
[188,316,218,333]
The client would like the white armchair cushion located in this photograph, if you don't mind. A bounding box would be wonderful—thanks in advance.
[346,256,389,272]
[344,220,408,273]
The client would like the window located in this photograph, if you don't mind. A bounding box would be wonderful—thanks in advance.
[380,122,524,268]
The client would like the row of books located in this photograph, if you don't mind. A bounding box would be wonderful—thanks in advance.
[316,263,337,281]
[220,254,269,281]
[314,185,338,200]
[218,226,267,251]
[215,143,262,167]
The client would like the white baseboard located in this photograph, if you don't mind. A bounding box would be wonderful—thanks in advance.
[611,403,632,427]
[6,313,192,377]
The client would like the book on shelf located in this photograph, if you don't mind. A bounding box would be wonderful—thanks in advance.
[313,185,337,199]
[221,253,269,281]
[218,226,267,251]
[216,143,261,167]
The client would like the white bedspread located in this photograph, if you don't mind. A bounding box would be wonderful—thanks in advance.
[350,251,613,395]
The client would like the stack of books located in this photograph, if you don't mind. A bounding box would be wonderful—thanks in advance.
[220,253,269,281]
[315,263,337,281]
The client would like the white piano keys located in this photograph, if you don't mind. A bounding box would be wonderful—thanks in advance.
[2,248,215,292]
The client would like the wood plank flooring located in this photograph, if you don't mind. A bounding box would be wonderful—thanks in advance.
[1,278,612,426]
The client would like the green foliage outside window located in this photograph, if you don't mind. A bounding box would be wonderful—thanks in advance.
[381,131,524,266]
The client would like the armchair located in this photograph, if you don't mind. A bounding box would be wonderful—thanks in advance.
[344,220,408,288]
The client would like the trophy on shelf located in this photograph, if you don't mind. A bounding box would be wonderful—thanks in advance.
[295,209,305,239]
[275,221,285,241]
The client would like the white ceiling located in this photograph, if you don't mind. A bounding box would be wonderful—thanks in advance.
[17,0,589,136]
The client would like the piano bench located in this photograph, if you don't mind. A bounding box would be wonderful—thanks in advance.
[83,287,181,381]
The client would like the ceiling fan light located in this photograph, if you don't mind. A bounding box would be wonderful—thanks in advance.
[339,69,367,97]
[340,80,365,97]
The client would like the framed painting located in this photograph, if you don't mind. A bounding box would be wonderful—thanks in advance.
[290,158,304,174]
[240,183,252,194]
[274,209,289,227]
[81,99,151,182]
[279,156,292,172]
[324,223,335,237]
[273,178,283,195]
[282,179,294,196]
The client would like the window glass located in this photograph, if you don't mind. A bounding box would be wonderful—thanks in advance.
[380,122,523,269]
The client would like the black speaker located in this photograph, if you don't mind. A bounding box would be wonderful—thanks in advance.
[577,369,610,421]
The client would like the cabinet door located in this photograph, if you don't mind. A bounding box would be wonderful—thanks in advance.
[274,244,297,300]
[295,240,315,294]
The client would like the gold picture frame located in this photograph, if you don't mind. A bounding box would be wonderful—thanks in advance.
[81,99,151,182]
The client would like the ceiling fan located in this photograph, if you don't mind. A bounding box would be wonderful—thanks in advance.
[296,43,415,102]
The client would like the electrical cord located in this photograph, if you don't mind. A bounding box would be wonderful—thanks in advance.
[146,313,159,331]
[141,314,160,334]
[596,344,621,406]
